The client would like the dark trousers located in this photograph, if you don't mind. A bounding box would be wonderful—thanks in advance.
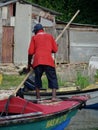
[34,65,58,89]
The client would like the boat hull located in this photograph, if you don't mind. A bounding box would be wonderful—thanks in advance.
[0,107,77,130]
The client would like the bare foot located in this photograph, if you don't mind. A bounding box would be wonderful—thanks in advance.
[51,98,58,102]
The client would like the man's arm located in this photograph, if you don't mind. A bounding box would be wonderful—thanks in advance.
[27,54,33,71]
[27,36,35,71]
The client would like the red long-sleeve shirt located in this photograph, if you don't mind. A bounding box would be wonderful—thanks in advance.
[28,30,58,68]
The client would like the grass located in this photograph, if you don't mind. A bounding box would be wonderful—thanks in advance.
[94,69,98,82]
[0,72,92,90]
[75,72,90,89]
[42,75,66,89]
[0,74,25,90]
[0,74,66,90]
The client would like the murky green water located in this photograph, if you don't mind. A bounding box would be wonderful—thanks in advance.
[66,109,98,130]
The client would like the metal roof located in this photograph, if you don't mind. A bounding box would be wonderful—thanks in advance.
[0,0,61,15]
[56,19,98,28]
[0,0,17,7]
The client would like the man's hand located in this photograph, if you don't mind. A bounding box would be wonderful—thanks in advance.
[28,54,33,72]
[27,64,32,72]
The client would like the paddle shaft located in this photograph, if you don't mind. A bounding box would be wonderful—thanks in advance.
[53,10,80,64]
[56,10,80,42]
[12,71,32,96]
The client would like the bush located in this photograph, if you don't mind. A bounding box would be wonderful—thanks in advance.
[75,72,89,89]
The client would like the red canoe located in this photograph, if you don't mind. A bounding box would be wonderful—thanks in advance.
[0,95,89,130]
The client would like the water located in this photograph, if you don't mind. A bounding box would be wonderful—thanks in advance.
[65,109,98,130]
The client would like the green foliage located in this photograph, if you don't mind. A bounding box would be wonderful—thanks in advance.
[42,75,48,89]
[94,69,98,81]
[75,72,89,89]
[0,74,25,90]
[27,0,98,25]
[42,75,65,89]
[0,74,65,90]
[57,75,66,87]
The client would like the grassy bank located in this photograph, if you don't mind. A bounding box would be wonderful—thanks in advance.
[0,72,96,90]
[0,74,25,90]
[0,74,66,90]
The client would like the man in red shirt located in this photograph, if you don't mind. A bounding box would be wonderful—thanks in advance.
[28,23,58,101]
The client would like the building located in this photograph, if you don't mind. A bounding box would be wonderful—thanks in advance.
[0,0,98,65]
[56,21,98,64]
[0,0,60,64]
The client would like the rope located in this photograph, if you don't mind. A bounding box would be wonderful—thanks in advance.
[21,101,29,114]
[0,95,14,116]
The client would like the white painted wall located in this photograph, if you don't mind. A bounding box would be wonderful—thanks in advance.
[14,2,32,65]
[14,2,55,65]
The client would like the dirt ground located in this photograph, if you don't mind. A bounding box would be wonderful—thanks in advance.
[0,89,14,100]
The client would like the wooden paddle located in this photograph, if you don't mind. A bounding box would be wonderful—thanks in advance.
[53,10,80,63]
[56,10,80,42]
[12,70,33,96]
[1,71,32,99]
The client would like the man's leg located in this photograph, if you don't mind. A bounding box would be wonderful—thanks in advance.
[36,87,40,99]
[34,65,43,99]
[52,88,56,100]
[45,66,58,101]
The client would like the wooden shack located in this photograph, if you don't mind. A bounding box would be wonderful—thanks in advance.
[56,21,98,64]
[0,0,60,64]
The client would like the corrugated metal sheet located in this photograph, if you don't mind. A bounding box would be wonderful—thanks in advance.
[56,29,69,63]
[69,28,98,63]
[0,0,17,7]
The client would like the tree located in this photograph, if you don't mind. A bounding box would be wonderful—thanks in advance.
[27,0,98,25]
